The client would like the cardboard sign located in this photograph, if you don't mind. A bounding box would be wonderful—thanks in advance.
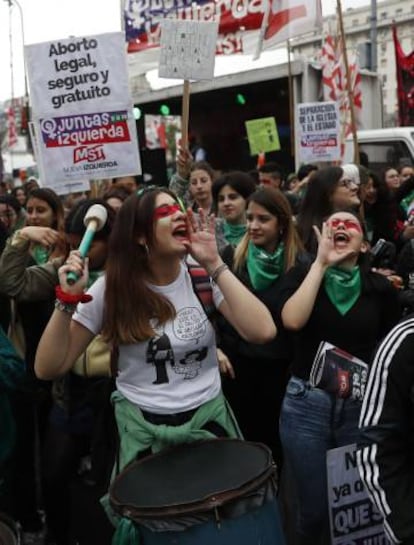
[245,117,280,156]
[25,33,130,116]
[327,444,390,545]
[33,109,140,188]
[159,19,218,80]
[25,32,141,188]
[297,101,341,162]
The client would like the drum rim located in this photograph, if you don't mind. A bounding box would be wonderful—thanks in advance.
[109,439,276,519]
[0,513,18,545]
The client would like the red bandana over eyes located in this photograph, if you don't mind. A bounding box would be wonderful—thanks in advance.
[329,218,362,232]
[153,203,181,221]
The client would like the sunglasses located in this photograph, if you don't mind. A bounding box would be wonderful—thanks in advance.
[329,218,362,232]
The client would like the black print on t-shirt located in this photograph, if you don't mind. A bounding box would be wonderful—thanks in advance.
[174,347,208,380]
[146,331,175,384]
[173,307,208,344]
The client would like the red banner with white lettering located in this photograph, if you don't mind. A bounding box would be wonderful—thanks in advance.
[125,0,321,56]
[393,24,414,126]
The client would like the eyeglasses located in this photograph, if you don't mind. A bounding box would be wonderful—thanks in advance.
[329,218,362,232]
[338,178,357,188]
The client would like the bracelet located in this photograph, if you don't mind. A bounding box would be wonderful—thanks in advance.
[210,263,229,283]
[55,285,93,304]
[54,299,76,315]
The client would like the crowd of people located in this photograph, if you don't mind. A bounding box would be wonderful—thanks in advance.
[0,153,413,545]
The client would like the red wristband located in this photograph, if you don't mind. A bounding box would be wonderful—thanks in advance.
[55,285,93,304]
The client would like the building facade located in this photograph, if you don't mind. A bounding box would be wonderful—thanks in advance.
[291,0,414,126]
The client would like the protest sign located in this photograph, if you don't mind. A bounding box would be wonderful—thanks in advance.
[33,109,140,188]
[25,32,141,189]
[245,117,281,156]
[327,444,390,545]
[159,19,219,80]
[297,101,341,162]
[28,121,91,195]
[25,33,130,116]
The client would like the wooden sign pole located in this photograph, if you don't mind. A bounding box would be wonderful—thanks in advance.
[181,79,191,150]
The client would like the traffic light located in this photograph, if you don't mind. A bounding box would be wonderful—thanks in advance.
[236,93,246,105]
[159,104,170,116]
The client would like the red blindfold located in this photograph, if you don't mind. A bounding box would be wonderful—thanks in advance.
[153,203,182,221]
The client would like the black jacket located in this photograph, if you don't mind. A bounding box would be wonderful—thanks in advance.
[358,315,414,545]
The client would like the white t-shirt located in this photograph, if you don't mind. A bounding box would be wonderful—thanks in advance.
[73,263,223,414]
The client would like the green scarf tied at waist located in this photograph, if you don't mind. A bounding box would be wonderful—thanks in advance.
[105,391,241,545]
[324,265,361,316]
[223,223,246,247]
[246,241,284,290]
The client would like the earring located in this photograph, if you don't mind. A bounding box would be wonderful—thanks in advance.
[139,243,149,255]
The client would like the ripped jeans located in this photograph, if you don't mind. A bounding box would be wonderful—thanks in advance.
[279,376,361,544]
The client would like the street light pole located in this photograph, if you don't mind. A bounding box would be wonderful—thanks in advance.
[4,0,30,154]
[370,0,377,71]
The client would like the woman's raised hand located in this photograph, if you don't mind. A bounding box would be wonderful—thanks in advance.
[57,250,89,294]
[176,145,193,180]
[184,208,221,271]
[314,222,356,268]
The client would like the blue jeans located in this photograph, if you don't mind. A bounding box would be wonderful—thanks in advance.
[279,376,361,544]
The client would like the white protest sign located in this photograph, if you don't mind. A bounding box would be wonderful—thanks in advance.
[159,19,219,80]
[33,110,140,189]
[25,33,130,116]
[297,101,341,163]
[327,444,390,545]
[25,32,141,188]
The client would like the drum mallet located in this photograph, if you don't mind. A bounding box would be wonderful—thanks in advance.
[66,204,108,285]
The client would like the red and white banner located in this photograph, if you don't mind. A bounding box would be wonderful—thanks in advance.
[321,34,362,159]
[125,0,322,57]
[7,105,18,149]
[393,24,414,127]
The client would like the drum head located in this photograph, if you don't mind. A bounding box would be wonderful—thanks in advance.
[110,439,273,511]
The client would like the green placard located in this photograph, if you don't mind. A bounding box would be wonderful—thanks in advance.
[245,117,281,156]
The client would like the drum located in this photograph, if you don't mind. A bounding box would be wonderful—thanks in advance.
[0,514,19,545]
[109,439,285,545]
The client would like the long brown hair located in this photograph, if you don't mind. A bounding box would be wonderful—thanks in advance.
[102,187,178,344]
[234,187,303,273]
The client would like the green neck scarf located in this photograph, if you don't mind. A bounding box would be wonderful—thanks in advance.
[401,189,414,214]
[223,222,246,247]
[324,265,361,316]
[246,241,284,290]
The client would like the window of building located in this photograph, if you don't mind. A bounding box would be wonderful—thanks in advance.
[395,8,403,15]
[381,11,387,18]
[352,18,359,26]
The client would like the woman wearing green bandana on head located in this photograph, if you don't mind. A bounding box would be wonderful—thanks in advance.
[277,210,402,545]
[218,187,305,467]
